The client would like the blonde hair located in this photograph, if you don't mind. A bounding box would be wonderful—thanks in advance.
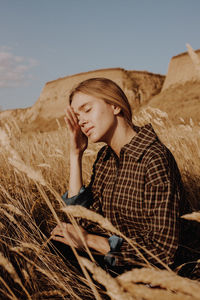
[69,78,133,126]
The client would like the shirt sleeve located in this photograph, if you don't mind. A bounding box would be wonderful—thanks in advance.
[105,150,181,268]
[62,185,108,237]
[62,186,92,208]
[104,235,123,266]
[62,146,109,236]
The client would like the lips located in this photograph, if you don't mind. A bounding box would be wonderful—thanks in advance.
[85,126,94,136]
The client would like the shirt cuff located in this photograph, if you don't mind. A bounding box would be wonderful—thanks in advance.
[104,235,123,266]
[62,186,92,208]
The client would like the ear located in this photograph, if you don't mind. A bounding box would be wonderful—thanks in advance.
[112,105,121,116]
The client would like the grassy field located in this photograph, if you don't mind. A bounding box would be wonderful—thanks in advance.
[146,81,200,125]
[0,105,200,299]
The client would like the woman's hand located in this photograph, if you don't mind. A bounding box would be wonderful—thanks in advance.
[50,223,88,250]
[65,106,88,155]
[51,223,110,255]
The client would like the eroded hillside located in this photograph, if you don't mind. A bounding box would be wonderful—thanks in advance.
[0,68,164,132]
[146,81,200,125]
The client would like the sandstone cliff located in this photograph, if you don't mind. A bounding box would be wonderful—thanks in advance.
[162,48,200,90]
[0,67,164,132]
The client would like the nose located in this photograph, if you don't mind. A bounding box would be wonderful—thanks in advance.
[78,116,87,127]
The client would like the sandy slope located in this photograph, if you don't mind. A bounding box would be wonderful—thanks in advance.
[146,81,200,125]
[0,67,164,132]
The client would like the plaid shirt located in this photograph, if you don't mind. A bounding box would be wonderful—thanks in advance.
[64,124,184,267]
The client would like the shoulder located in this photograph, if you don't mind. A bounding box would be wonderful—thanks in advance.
[146,140,165,157]
[144,138,173,166]
[93,145,109,166]
[144,140,179,184]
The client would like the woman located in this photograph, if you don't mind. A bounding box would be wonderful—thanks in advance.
[51,78,184,272]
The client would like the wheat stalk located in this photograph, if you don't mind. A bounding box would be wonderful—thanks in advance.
[10,247,80,297]
[118,268,200,299]
[0,275,18,300]
[181,212,200,222]
[0,252,31,299]
[0,204,23,216]
[33,183,102,300]
[82,258,197,300]
[32,289,66,299]
[62,205,171,270]
[81,257,134,300]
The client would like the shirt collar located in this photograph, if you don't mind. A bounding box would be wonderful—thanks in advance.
[122,123,157,161]
[103,123,157,162]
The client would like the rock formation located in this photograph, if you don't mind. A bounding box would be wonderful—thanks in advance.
[162,47,200,91]
[28,67,164,120]
[0,68,164,132]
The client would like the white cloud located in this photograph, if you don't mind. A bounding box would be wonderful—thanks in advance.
[0,48,38,88]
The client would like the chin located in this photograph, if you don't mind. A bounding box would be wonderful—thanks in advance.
[89,137,99,143]
[89,134,101,143]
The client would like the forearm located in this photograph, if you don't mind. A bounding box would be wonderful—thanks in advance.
[87,234,110,255]
[68,152,83,197]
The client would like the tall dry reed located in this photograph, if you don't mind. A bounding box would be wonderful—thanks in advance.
[0,107,200,299]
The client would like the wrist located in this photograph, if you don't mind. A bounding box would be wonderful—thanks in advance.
[70,151,84,160]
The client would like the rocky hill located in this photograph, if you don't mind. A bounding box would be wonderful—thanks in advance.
[144,47,200,124]
[0,68,164,132]
[147,80,200,124]
[162,47,200,90]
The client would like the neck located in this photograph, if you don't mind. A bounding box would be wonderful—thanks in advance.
[107,118,136,157]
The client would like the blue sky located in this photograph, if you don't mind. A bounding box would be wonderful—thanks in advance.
[0,0,200,110]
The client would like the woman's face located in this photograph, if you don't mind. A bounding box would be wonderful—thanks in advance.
[71,92,120,144]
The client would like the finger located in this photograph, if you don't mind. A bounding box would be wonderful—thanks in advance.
[64,107,75,126]
[67,106,78,125]
[51,227,57,235]
[64,115,69,126]
[51,222,71,236]
[51,226,63,236]
[51,229,62,236]
[64,116,76,134]
[51,234,77,248]
[65,111,80,134]
[51,235,65,243]
[65,107,78,127]
[64,108,75,127]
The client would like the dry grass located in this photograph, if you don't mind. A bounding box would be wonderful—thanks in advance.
[145,81,200,125]
[81,258,200,300]
[182,212,200,222]
[0,105,200,299]
[132,106,200,210]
